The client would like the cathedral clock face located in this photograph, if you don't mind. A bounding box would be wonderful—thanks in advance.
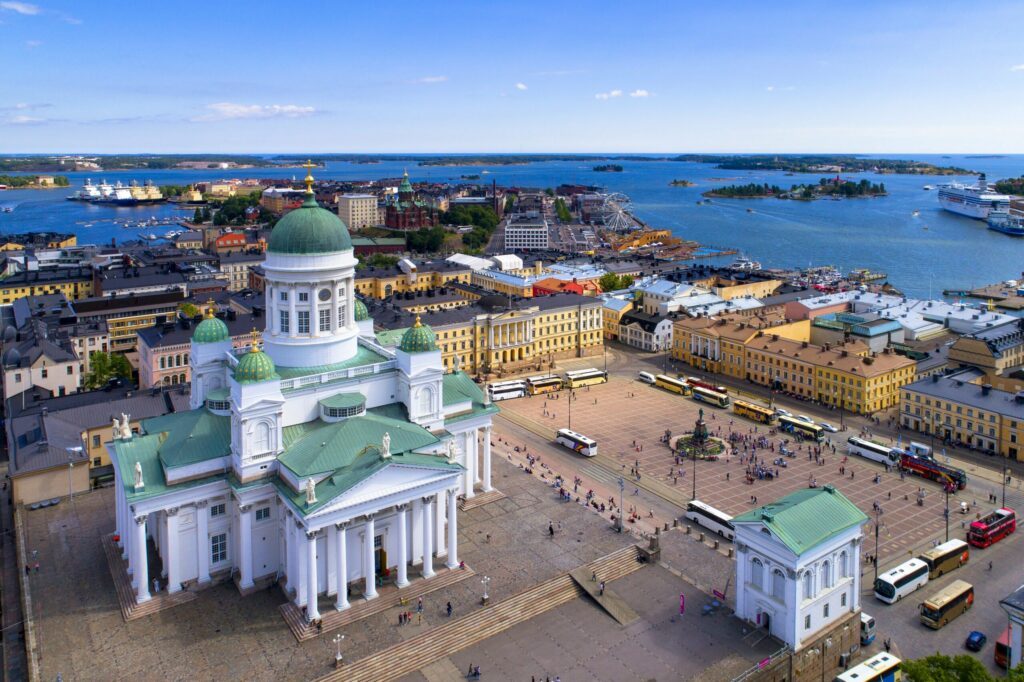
[318,288,332,302]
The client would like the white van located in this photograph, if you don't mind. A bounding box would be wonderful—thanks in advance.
[637,371,656,385]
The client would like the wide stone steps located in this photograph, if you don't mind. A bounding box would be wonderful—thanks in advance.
[320,545,642,682]
[460,489,506,511]
[281,563,475,642]
[101,533,195,621]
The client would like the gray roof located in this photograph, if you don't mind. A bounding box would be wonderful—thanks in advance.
[367,291,599,331]
[621,310,670,333]
[1000,583,1024,613]
[218,251,266,264]
[94,266,189,293]
[902,368,1024,419]
[0,267,92,286]
[138,312,258,349]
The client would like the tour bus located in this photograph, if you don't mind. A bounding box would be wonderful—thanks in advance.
[637,371,656,385]
[564,368,607,389]
[684,500,735,540]
[691,385,730,408]
[684,376,728,394]
[778,415,825,442]
[487,380,527,401]
[860,612,876,646]
[847,437,901,466]
[919,580,974,629]
[899,452,968,490]
[995,626,1011,669]
[555,428,597,457]
[732,399,777,425]
[655,374,691,395]
[833,652,901,682]
[873,558,929,604]
[968,507,1016,548]
[917,539,969,579]
[526,375,563,395]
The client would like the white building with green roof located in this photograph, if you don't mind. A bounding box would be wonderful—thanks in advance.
[732,485,867,650]
[108,166,497,622]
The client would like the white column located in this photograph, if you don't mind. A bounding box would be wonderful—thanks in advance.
[135,515,151,603]
[421,498,435,578]
[435,492,446,556]
[446,490,459,569]
[126,502,135,578]
[196,501,210,584]
[463,430,476,498]
[238,504,254,589]
[166,508,181,593]
[310,284,320,337]
[115,485,124,549]
[411,498,424,565]
[296,521,307,607]
[482,426,493,492]
[306,530,320,622]
[363,516,378,599]
[330,279,339,333]
[288,286,297,338]
[334,523,349,610]
[396,505,409,587]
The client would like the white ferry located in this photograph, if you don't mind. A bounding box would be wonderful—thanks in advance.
[937,174,1010,220]
[987,211,1024,237]
[66,178,102,201]
[729,256,762,271]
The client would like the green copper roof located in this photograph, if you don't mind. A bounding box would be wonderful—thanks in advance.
[399,317,437,353]
[278,411,440,477]
[234,349,279,383]
[267,193,353,254]
[443,371,484,406]
[375,328,408,347]
[114,435,227,503]
[275,345,390,380]
[143,408,232,469]
[732,486,868,556]
[399,171,413,193]
[319,392,366,410]
[354,297,369,321]
[193,316,230,344]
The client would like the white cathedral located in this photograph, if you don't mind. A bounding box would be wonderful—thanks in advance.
[109,169,496,622]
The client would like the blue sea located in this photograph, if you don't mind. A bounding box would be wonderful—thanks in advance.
[2,154,1023,299]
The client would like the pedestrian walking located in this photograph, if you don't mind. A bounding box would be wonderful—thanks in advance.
[548,522,555,537]
[447,601,453,617]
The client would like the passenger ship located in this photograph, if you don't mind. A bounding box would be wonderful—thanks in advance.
[987,210,1024,237]
[937,173,1010,220]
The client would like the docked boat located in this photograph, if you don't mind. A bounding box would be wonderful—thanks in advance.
[937,173,1010,219]
[923,185,934,190]
[987,211,1024,236]
[66,178,102,201]
[729,256,762,271]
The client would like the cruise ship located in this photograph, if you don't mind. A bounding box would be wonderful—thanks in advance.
[937,173,1010,219]
[92,180,165,205]
[66,178,102,201]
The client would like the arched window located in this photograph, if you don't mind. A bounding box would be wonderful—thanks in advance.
[180,373,187,384]
[171,374,178,385]
[418,387,433,415]
[803,571,813,599]
[159,357,165,369]
[254,422,270,453]
[772,569,785,600]
[820,561,832,589]
[838,551,848,579]
[384,284,393,297]
[750,558,763,590]
[162,376,170,386]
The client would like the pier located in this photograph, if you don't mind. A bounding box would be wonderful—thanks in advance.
[943,281,1024,310]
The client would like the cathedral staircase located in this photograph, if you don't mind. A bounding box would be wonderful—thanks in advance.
[320,545,643,682]
[102,533,196,621]
[460,489,505,511]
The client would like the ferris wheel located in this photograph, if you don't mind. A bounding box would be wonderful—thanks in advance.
[600,192,634,231]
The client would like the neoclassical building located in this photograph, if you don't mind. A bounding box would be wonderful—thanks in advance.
[109,168,496,622]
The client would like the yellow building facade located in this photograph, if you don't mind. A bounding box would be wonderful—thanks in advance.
[356,266,472,299]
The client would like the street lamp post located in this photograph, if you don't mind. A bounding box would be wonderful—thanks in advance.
[1003,467,1009,508]
[616,477,625,533]
[333,634,345,668]
[944,483,950,543]
[873,508,882,588]
[568,388,574,431]
[480,575,491,604]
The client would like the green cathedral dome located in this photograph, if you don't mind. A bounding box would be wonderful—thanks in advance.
[354,297,369,321]
[398,170,414,194]
[267,164,352,255]
[399,315,437,353]
[193,303,231,343]
[234,334,279,383]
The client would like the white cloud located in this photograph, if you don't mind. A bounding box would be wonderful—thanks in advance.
[25,39,41,47]
[7,114,44,124]
[1012,64,1024,72]
[416,75,448,84]
[595,89,623,100]
[765,85,796,92]
[0,1,40,15]
[629,89,649,98]
[515,82,528,91]
[193,102,317,122]
[0,102,51,111]
[765,85,775,92]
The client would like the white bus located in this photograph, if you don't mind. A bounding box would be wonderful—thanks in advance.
[847,437,901,465]
[637,371,656,384]
[833,652,900,682]
[685,500,734,540]
[487,380,527,401]
[564,368,608,389]
[555,428,597,457]
[873,558,929,604]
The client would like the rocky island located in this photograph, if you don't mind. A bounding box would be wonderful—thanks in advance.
[704,178,887,200]
[593,164,624,172]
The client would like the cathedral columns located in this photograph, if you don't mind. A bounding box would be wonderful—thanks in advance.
[421,497,435,578]
[135,515,151,603]
[334,523,349,610]
[463,430,476,498]
[396,505,409,588]
[295,520,307,607]
[306,530,320,622]
[435,492,446,556]
[446,490,459,569]
[288,286,297,339]
[196,500,210,584]
[411,498,424,565]
[165,508,181,593]
[482,426,493,492]
[363,515,378,599]
[238,504,254,589]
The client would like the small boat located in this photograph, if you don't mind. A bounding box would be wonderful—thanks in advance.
[912,210,920,217]
[746,208,753,213]
[923,185,934,190]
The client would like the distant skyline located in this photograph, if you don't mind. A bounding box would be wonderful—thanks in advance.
[2,0,1024,154]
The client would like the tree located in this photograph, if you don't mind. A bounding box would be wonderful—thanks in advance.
[179,302,200,318]
[599,273,622,291]
[83,352,133,389]
[901,653,1015,681]
[619,274,634,288]
[407,227,445,253]
[554,198,572,223]
[193,208,204,224]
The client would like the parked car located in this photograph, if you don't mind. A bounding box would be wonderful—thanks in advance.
[965,631,987,652]
[796,414,814,423]
[775,408,793,418]
[818,422,839,433]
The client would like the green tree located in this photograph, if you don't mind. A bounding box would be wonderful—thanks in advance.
[554,198,572,223]
[193,208,204,224]
[407,227,445,253]
[544,187,555,197]
[619,274,634,288]
[83,352,133,389]
[599,273,622,291]
[900,653,1019,681]
[179,302,200,318]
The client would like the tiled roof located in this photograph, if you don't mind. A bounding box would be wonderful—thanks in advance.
[733,486,867,555]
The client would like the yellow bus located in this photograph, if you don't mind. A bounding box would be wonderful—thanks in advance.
[920,580,973,629]
[527,375,563,395]
[655,374,691,395]
[564,368,608,389]
[733,399,776,425]
[917,539,969,579]
[691,386,730,408]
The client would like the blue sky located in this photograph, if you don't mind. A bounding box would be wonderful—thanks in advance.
[1,0,1023,153]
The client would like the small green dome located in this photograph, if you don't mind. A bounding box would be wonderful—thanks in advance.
[267,193,353,255]
[399,171,413,194]
[235,348,279,383]
[193,316,230,344]
[399,315,437,353]
[354,298,369,321]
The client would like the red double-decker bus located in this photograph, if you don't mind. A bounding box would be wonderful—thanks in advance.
[968,507,1016,548]
[899,453,968,490]
[683,376,728,395]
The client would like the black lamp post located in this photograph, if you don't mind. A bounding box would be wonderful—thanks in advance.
[1003,466,1009,508]
[944,483,950,542]
[568,388,574,431]
[873,507,882,588]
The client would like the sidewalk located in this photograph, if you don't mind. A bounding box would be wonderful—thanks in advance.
[0,465,26,682]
